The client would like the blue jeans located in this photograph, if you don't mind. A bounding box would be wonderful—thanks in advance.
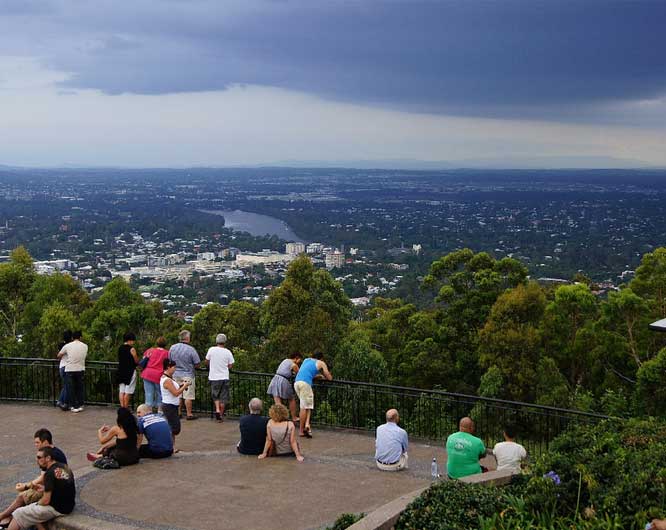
[143,380,162,409]
[65,371,84,409]
[58,367,69,406]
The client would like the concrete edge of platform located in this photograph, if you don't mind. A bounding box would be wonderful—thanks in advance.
[48,513,142,530]
[347,469,516,530]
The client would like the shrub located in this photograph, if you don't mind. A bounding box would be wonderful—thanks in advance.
[395,480,509,530]
[326,513,364,530]
[526,418,666,528]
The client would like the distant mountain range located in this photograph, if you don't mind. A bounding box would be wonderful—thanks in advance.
[0,155,662,171]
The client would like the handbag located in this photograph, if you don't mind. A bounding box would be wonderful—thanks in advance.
[138,355,149,370]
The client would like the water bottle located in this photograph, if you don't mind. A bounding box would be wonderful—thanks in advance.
[431,457,439,479]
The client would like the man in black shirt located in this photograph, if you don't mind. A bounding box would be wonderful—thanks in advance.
[0,429,68,526]
[237,398,269,455]
[6,446,75,530]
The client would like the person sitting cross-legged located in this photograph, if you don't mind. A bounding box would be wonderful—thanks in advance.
[136,404,174,459]
[237,398,269,455]
[4,446,75,530]
[446,417,486,480]
[492,424,527,474]
[375,409,409,471]
[0,429,68,527]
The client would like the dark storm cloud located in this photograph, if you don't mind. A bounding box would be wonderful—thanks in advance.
[4,0,666,120]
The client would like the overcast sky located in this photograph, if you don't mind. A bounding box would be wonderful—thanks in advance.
[1,0,665,168]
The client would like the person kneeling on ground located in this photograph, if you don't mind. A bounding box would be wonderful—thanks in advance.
[136,404,174,459]
[375,408,408,471]
[492,424,527,474]
[237,398,269,455]
[86,407,140,466]
[446,417,486,480]
[0,429,68,527]
[259,403,304,462]
[4,446,75,530]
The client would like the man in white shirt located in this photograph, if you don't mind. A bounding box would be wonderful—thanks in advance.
[492,425,527,474]
[58,331,88,413]
[205,334,235,422]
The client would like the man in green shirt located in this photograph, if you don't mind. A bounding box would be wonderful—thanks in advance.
[446,417,486,479]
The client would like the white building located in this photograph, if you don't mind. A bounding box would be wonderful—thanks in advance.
[196,252,216,261]
[325,250,345,269]
[306,243,324,254]
[285,242,306,256]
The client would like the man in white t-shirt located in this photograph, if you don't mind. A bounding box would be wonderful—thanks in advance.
[57,331,88,413]
[205,334,235,422]
[492,425,527,474]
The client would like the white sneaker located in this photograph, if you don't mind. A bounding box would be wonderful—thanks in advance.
[71,407,83,413]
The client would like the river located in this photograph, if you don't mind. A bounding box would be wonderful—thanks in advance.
[201,209,304,242]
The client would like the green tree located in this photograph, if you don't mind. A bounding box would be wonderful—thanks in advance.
[261,256,352,364]
[191,301,261,357]
[0,246,36,344]
[332,325,388,383]
[37,303,79,358]
[478,282,546,402]
[542,283,598,387]
[631,247,666,317]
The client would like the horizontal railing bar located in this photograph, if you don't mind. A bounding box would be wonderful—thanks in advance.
[0,357,609,420]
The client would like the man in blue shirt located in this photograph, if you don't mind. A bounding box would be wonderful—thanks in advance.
[294,351,332,438]
[375,409,409,471]
[137,404,174,459]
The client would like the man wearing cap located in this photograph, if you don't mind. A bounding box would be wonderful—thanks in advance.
[205,333,235,422]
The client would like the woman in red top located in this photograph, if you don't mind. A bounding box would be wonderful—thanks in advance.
[140,336,170,411]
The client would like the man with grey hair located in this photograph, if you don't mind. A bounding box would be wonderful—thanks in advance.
[237,398,268,455]
[136,404,173,459]
[375,408,409,471]
[205,333,234,422]
[168,330,201,420]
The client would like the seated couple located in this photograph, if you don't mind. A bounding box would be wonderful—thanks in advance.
[87,405,173,466]
[0,430,73,530]
[237,398,304,461]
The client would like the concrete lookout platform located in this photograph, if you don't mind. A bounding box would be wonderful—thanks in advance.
[0,403,487,530]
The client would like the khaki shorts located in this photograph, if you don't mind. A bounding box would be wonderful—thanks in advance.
[174,376,195,400]
[20,487,43,504]
[12,502,62,529]
[376,453,408,472]
[294,381,314,410]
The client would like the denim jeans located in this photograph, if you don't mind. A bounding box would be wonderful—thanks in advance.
[143,380,162,409]
[58,367,69,406]
[65,371,85,408]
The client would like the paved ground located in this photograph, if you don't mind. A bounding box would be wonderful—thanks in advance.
[0,403,500,530]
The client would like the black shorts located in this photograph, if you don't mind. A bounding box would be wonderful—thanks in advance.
[162,404,181,435]
[210,380,230,403]
[139,445,173,459]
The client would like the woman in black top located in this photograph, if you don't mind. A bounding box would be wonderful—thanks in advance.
[86,407,140,466]
[117,332,139,409]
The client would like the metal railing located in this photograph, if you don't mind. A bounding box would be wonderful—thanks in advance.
[0,357,610,456]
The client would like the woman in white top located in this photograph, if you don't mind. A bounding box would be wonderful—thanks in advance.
[160,359,191,452]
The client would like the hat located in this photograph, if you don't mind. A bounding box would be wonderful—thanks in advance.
[216,333,227,344]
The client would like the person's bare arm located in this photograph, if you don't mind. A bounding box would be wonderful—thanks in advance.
[258,423,272,459]
[164,378,190,396]
[289,422,304,462]
[130,347,139,363]
[98,425,120,444]
[319,361,333,381]
[136,434,143,448]
[38,490,52,506]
